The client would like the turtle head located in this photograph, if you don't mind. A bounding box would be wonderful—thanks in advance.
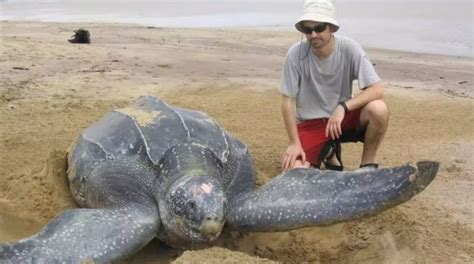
[164,175,226,243]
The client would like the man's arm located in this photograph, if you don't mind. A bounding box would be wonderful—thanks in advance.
[326,82,384,140]
[281,94,306,170]
[345,82,384,112]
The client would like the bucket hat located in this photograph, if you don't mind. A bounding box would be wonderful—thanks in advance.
[295,0,339,33]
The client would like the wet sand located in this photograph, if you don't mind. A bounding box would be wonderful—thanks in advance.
[0,21,473,263]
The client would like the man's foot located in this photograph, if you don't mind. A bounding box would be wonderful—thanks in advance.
[355,163,379,172]
[293,159,311,169]
[324,155,343,171]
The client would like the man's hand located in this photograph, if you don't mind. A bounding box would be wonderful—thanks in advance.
[325,105,345,140]
[282,143,306,171]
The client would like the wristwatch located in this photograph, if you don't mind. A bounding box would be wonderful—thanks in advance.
[339,102,349,113]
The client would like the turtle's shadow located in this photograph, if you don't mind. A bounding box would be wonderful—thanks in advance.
[126,239,182,264]
[124,231,254,263]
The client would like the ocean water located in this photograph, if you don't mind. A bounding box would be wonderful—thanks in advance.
[1,0,472,57]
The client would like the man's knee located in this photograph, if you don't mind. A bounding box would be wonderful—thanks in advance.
[362,100,389,124]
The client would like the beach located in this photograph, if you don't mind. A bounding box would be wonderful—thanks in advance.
[0,21,473,263]
[1,0,472,57]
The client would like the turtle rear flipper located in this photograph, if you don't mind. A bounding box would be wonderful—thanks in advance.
[227,161,439,232]
[0,206,160,263]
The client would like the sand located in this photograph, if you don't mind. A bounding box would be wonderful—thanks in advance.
[0,21,473,263]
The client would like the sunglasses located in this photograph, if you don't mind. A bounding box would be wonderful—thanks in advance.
[301,23,328,34]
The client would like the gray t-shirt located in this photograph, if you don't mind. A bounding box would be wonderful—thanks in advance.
[280,35,380,120]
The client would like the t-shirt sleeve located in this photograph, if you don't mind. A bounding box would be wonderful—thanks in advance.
[279,53,300,97]
[351,43,380,89]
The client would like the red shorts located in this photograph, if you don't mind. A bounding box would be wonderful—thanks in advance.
[297,108,366,166]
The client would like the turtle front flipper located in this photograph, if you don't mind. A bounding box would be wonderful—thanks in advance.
[226,161,439,232]
[0,205,160,263]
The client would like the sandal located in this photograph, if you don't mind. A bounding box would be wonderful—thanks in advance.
[355,163,379,172]
[324,161,344,171]
[360,163,379,169]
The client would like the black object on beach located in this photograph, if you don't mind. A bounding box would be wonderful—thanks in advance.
[68,28,91,44]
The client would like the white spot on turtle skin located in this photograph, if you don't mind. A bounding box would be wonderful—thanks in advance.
[201,183,213,193]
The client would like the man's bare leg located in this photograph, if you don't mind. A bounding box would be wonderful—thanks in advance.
[359,100,389,165]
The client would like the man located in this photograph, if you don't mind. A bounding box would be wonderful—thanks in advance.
[280,0,389,171]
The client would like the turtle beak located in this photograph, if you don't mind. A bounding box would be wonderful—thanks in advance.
[199,215,224,240]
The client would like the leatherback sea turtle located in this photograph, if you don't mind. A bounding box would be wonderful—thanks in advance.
[0,96,439,263]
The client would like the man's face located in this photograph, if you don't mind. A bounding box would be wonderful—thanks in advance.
[302,21,332,49]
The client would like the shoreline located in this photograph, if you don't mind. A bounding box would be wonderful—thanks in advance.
[2,19,473,59]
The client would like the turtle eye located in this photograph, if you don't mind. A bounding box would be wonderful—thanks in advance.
[222,200,227,219]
